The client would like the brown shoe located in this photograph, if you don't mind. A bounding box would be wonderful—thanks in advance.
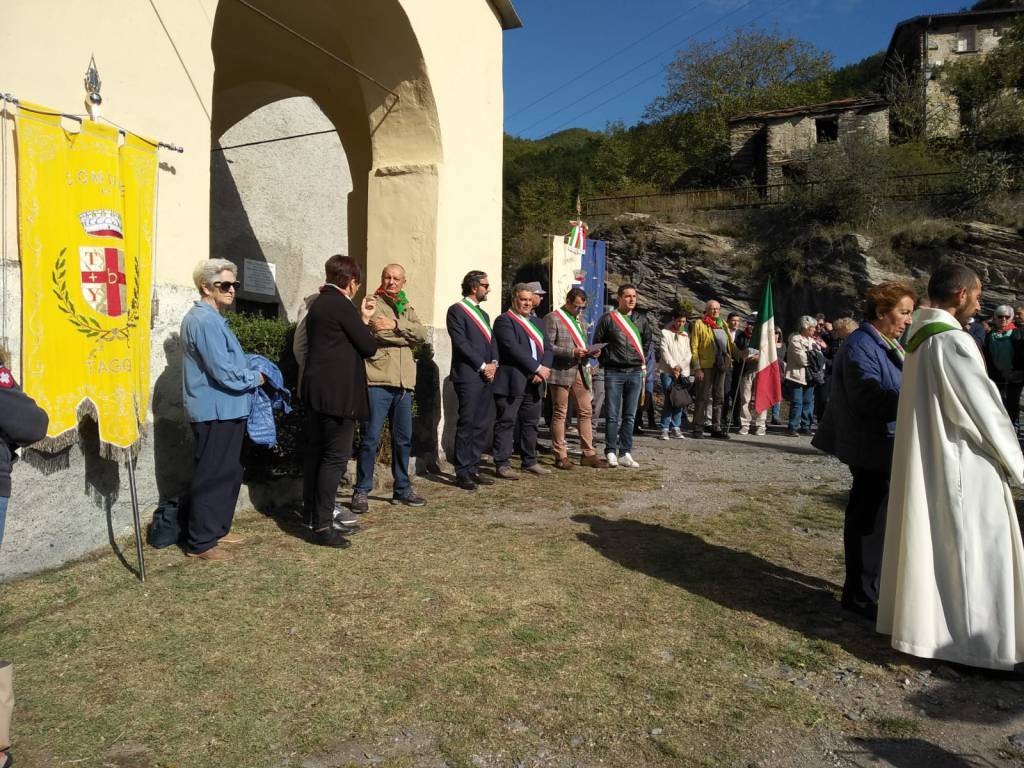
[187,546,233,561]
[579,454,604,468]
[219,532,244,545]
[523,463,552,476]
[554,457,575,470]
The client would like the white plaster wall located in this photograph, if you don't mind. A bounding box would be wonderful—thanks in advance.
[212,97,351,320]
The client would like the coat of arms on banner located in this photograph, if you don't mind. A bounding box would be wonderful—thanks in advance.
[80,246,127,317]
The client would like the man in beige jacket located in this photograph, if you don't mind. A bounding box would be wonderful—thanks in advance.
[352,264,428,512]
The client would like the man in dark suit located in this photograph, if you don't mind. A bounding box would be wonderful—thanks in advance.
[302,254,378,547]
[492,283,554,479]
[446,271,498,491]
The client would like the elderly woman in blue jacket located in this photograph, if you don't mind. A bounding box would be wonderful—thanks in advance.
[813,282,916,620]
[180,259,264,562]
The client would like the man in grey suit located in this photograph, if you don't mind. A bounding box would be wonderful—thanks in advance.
[543,287,603,469]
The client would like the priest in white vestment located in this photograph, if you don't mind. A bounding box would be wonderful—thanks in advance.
[878,263,1024,671]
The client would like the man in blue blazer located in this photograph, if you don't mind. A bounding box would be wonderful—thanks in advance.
[492,283,554,479]
[446,271,498,491]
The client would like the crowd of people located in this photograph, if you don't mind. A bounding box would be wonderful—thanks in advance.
[2,257,1024,764]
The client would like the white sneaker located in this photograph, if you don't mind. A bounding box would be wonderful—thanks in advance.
[620,453,640,468]
[755,426,767,436]
[659,429,670,440]
[606,451,619,467]
[738,426,749,435]
[670,428,685,439]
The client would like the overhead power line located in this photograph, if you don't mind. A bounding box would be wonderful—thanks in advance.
[507,0,716,120]
[543,0,798,137]
[511,0,793,138]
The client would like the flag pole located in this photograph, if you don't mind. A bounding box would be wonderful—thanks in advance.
[727,355,750,434]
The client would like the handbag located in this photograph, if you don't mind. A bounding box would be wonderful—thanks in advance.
[668,379,693,409]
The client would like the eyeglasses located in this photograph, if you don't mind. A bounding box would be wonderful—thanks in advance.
[478,283,490,289]
[997,315,1012,319]
[213,281,241,293]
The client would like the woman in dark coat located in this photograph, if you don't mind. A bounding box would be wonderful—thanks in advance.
[302,254,378,548]
[813,282,916,620]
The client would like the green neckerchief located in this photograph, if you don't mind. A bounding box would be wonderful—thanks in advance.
[377,287,409,316]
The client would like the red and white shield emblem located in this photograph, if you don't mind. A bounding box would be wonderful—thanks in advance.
[80,246,127,317]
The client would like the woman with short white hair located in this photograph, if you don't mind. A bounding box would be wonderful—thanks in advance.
[984,303,1024,431]
[784,315,821,436]
[179,258,264,561]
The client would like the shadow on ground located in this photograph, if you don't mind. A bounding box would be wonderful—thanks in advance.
[837,737,999,767]
[572,514,907,666]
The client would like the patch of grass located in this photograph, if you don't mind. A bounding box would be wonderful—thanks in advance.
[869,714,922,738]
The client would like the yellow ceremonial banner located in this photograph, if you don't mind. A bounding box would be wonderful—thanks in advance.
[16,103,157,456]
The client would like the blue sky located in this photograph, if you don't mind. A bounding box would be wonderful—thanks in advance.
[503,0,970,139]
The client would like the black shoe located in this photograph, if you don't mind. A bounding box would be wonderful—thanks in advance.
[472,473,496,486]
[798,428,813,435]
[783,429,799,437]
[350,492,369,513]
[690,431,704,440]
[392,492,427,507]
[841,596,878,621]
[313,527,352,548]
[710,430,730,440]
[456,476,478,491]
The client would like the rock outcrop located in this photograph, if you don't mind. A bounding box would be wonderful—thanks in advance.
[590,214,1024,331]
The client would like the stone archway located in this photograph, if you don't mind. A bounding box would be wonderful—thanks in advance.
[210,0,444,317]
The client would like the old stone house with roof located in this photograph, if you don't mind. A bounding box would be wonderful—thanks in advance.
[728,96,890,187]
[883,7,1024,137]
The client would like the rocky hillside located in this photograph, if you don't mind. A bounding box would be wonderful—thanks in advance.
[591,214,1024,331]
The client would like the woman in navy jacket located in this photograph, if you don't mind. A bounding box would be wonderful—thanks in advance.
[813,282,916,620]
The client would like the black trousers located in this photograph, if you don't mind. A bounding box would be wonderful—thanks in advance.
[1000,380,1024,427]
[842,465,890,606]
[493,386,542,468]
[188,418,247,554]
[303,410,356,530]
[453,377,493,480]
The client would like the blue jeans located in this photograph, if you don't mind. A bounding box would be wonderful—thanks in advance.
[604,368,643,455]
[0,495,7,549]
[771,402,782,421]
[788,382,815,431]
[356,386,413,497]
[659,372,684,430]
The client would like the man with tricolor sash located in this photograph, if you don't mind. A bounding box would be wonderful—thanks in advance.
[446,271,498,491]
[544,287,603,470]
[878,263,1024,671]
[591,284,657,468]
[491,284,554,479]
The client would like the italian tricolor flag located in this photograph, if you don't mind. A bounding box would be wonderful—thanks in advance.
[753,278,783,414]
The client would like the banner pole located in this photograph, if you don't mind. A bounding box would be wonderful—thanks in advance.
[727,355,750,434]
[126,456,146,582]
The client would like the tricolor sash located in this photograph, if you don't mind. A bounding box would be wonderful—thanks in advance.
[506,310,545,353]
[554,307,592,390]
[610,309,647,403]
[458,298,492,342]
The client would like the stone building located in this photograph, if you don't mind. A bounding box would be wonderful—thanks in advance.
[883,7,1024,137]
[728,96,890,187]
[0,0,521,579]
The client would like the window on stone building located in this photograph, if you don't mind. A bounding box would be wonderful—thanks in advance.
[956,29,977,53]
[815,116,839,143]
